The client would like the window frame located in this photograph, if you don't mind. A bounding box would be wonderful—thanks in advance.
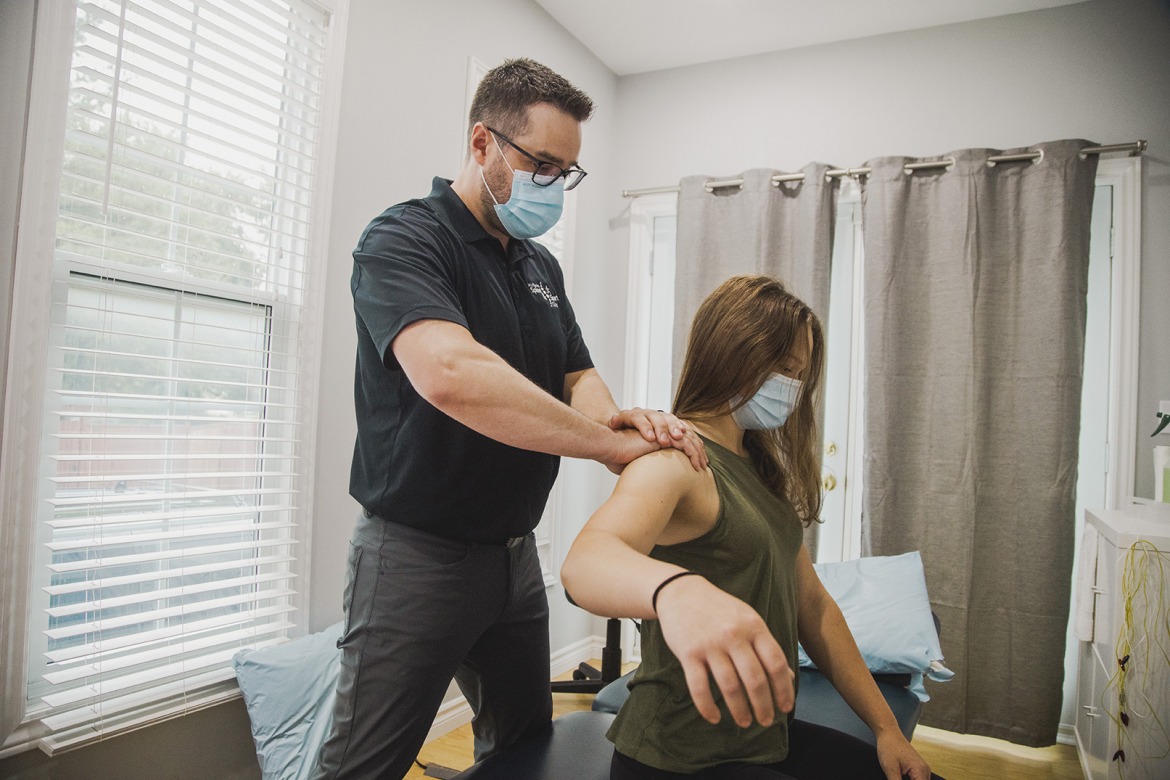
[621,192,677,413]
[0,0,350,756]
[530,191,578,587]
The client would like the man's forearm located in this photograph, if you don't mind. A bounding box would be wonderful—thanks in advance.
[395,319,654,466]
[424,345,625,462]
[565,368,620,425]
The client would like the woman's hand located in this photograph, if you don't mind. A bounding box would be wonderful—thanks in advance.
[654,573,795,728]
[875,730,932,780]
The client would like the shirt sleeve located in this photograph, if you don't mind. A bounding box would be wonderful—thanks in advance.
[562,294,594,374]
[352,210,468,371]
[539,250,593,374]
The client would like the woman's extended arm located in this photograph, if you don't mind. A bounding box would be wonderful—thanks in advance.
[559,448,694,619]
[561,450,795,729]
[794,547,932,780]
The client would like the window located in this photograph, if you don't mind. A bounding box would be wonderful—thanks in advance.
[2,0,345,754]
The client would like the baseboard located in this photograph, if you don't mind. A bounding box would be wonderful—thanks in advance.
[1074,724,1092,780]
[425,695,475,745]
[550,634,607,679]
[1056,723,1077,747]
[422,634,607,745]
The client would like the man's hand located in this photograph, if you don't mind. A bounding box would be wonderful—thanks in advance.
[875,730,931,780]
[608,408,708,472]
[654,573,795,728]
[601,428,663,475]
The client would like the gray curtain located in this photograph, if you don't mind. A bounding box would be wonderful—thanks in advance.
[860,139,1099,747]
[673,164,839,557]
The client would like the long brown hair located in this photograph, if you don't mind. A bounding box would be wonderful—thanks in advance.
[673,275,826,526]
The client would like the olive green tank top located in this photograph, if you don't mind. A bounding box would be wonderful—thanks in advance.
[607,435,806,773]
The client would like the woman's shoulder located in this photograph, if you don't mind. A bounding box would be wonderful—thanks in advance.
[625,446,704,477]
[617,446,712,497]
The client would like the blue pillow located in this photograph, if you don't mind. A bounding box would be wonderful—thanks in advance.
[796,552,953,701]
[232,622,343,780]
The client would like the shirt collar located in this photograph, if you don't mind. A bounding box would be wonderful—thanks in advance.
[424,177,496,245]
[424,177,541,263]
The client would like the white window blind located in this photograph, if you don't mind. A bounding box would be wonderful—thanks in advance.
[25,0,331,752]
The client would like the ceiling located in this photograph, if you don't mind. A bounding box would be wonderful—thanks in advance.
[532,0,1089,76]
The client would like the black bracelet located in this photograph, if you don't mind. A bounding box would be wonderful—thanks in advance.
[652,571,702,614]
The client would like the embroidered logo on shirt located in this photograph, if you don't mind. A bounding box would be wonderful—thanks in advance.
[528,281,559,308]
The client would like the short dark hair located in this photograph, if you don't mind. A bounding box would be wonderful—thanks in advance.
[468,58,594,143]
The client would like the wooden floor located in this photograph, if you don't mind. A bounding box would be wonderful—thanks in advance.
[407,661,1084,780]
[909,726,1083,780]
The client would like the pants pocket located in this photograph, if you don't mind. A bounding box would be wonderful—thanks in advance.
[340,542,363,639]
[378,525,474,573]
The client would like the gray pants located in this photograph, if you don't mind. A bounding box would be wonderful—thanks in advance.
[311,512,554,780]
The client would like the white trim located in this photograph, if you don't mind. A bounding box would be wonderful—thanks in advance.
[622,192,676,410]
[839,183,866,562]
[549,634,607,679]
[0,0,77,744]
[559,188,579,300]
[533,190,579,589]
[1095,156,1142,510]
[1056,722,1077,747]
[537,478,561,588]
[1075,725,1095,780]
[0,719,49,760]
[620,620,642,665]
[425,694,475,745]
[293,0,350,635]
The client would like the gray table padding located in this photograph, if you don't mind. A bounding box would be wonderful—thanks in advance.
[450,711,615,780]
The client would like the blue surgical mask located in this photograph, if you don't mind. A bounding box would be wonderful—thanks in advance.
[731,374,802,430]
[480,134,564,239]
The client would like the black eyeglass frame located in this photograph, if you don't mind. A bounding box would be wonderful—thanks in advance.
[486,126,588,191]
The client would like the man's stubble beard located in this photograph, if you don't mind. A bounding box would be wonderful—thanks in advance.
[478,159,512,238]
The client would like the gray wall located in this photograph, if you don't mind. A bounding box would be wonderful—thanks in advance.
[613,0,1170,500]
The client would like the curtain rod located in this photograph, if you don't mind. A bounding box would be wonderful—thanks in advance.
[620,140,1146,198]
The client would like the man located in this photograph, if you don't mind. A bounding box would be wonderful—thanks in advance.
[311,59,706,780]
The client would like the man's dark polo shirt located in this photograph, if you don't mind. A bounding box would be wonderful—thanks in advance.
[349,177,593,543]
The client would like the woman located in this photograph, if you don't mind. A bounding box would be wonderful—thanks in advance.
[561,275,940,780]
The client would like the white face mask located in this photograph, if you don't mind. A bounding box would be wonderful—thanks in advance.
[479,133,564,239]
[730,374,802,430]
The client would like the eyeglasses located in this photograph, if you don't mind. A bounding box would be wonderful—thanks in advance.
[486,127,588,191]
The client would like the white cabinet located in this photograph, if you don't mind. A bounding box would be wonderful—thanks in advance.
[1074,507,1170,780]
